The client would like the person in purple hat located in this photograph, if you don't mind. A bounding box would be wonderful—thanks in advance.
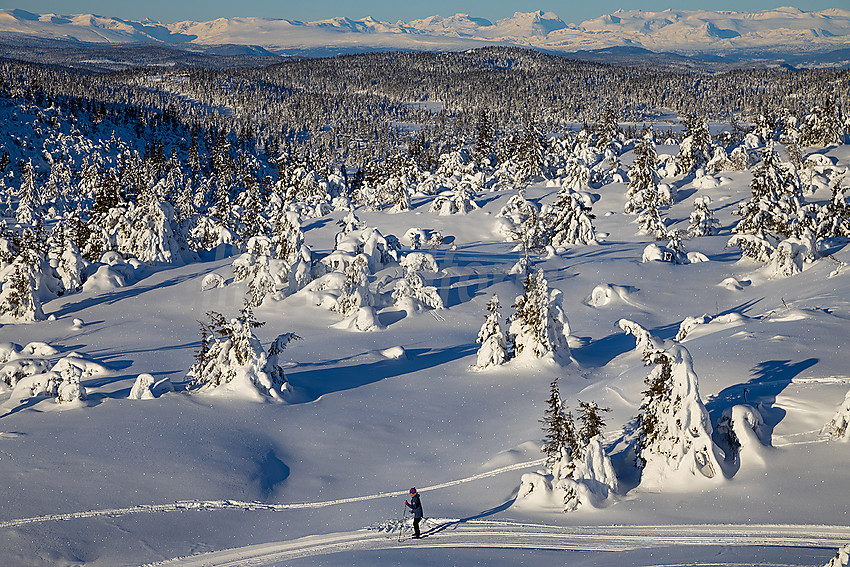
[405,487,423,538]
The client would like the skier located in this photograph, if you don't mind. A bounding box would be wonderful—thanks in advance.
[405,487,423,538]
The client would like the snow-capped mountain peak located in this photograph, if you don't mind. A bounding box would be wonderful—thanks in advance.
[0,7,848,62]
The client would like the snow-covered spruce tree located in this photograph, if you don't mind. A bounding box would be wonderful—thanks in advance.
[595,105,622,153]
[817,176,850,239]
[189,305,292,400]
[392,252,443,313]
[509,269,570,363]
[627,129,668,239]
[576,400,611,446]
[625,129,659,214]
[799,98,843,147]
[824,389,850,441]
[688,196,720,237]
[633,345,724,485]
[119,194,184,264]
[233,236,278,307]
[562,158,591,190]
[333,254,373,317]
[0,247,45,322]
[51,237,87,295]
[733,142,804,239]
[515,118,547,183]
[15,158,39,225]
[519,381,617,512]
[472,108,495,166]
[503,197,549,264]
[729,143,806,261]
[56,364,87,404]
[547,186,597,247]
[474,294,510,369]
[677,114,713,176]
[430,185,478,216]
[265,332,301,395]
[540,378,580,474]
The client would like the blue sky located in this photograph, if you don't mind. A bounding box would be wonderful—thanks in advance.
[11,1,842,25]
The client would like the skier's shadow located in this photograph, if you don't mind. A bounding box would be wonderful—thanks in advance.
[419,498,515,538]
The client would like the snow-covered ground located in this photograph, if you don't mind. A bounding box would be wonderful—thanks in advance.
[1,142,849,567]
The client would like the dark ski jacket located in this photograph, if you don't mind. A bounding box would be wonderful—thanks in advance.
[406,493,423,519]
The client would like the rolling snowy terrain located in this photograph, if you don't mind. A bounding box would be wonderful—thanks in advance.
[1,7,850,64]
[0,48,849,567]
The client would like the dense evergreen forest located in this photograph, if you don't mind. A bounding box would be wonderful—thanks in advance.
[0,47,846,323]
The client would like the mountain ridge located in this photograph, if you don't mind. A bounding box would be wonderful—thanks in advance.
[1,7,849,64]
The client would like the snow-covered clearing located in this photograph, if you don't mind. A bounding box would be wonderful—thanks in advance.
[1,96,849,566]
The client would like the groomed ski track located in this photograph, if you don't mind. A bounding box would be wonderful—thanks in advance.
[2,458,847,566]
[145,522,850,567]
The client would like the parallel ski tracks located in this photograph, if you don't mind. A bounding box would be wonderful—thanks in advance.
[2,457,847,566]
[144,522,850,567]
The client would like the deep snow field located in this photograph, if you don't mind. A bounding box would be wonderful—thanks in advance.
[1,143,849,566]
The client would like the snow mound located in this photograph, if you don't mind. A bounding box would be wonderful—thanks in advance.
[516,438,618,512]
[585,284,637,307]
[824,389,850,441]
[331,306,383,332]
[128,374,173,400]
[201,272,226,291]
[716,404,771,468]
[379,346,406,359]
[51,354,110,377]
[719,277,750,290]
[676,313,747,341]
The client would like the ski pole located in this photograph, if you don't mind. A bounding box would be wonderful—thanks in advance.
[397,500,407,542]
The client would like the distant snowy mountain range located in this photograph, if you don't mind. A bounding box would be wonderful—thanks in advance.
[1,7,850,64]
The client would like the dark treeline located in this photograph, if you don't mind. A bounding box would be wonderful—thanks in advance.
[2,46,848,173]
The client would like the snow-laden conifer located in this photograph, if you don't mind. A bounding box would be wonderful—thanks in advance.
[518,381,617,511]
[677,114,713,176]
[625,130,660,215]
[817,176,850,239]
[392,252,443,313]
[474,294,509,369]
[800,98,843,147]
[430,185,478,215]
[333,254,374,318]
[56,364,87,404]
[824,389,850,441]
[0,248,45,322]
[547,186,597,247]
[732,142,804,246]
[688,196,720,237]
[633,345,724,486]
[189,305,294,400]
[509,270,570,363]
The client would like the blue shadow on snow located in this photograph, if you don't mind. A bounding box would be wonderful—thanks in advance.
[286,344,478,403]
[705,358,818,444]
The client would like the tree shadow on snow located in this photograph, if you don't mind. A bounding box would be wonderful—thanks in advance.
[705,358,818,445]
[49,273,200,319]
[251,449,290,498]
[286,344,478,403]
[571,331,636,368]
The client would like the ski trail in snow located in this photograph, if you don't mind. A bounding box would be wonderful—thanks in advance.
[0,458,546,529]
[144,522,850,567]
